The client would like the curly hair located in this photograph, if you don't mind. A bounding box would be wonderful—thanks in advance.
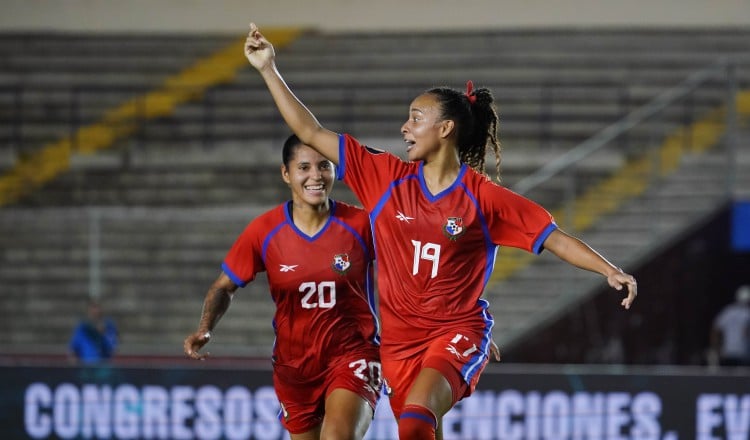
[426,84,502,181]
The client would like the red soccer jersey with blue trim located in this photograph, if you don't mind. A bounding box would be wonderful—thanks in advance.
[222,200,379,373]
[337,134,557,360]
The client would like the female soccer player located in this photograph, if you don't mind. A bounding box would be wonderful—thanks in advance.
[243,23,638,439]
[184,135,382,439]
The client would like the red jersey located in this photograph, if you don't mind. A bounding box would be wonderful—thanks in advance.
[337,134,557,360]
[222,200,379,375]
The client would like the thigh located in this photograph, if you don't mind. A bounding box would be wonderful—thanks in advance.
[321,388,375,439]
[403,329,490,415]
[274,372,326,435]
[381,354,421,419]
[327,344,382,407]
[422,328,490,403]
[403,367,454,418]
[320,345,381,438]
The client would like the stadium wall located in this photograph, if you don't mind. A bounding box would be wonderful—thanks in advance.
[2,0,750,33]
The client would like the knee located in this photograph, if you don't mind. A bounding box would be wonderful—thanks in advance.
[319,426,354,440]
[320,424,354,440]
[320,416,368,440]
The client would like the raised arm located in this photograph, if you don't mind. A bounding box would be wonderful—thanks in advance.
[244,23,340,164]
[542,229,638,309]
[183,272,239,360]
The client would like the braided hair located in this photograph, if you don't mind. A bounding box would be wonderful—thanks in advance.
[426,83,502,181]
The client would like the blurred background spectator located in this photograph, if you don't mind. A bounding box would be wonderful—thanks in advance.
[709,285,750,367]
[68,299,119,364]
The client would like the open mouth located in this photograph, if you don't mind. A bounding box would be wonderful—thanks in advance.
[404,139,416,152]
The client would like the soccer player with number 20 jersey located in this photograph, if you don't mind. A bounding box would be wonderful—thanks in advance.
[184,136,382,439]
[245,23,638,440]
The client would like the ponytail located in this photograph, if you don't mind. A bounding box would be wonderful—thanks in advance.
[427,82,502,181]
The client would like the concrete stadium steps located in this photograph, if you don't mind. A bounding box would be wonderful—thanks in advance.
[0,33,237,158]
[135,96,720,146]
[4,28,745,180]
[1,28,748,355]
[0,206,280,351]
[19,164,361,207]
[114,27,745,167]
[19,152,615,208]
[285,28,750,53]
[0,33,236,81]
[487,138,741,350]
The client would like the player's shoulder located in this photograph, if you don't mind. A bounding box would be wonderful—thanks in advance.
[245,203,288,231]
[254,203,286,221]
[462,166,508,193]
[332,200,368,218]
[332,200,370,228]
[343,133,409,166]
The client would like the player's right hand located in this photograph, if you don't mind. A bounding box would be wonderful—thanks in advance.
[183,331,212,360]
[244,22,275,71]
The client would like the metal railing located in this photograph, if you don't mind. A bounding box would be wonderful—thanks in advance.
[1,58,749,355]
[511,56,750,225]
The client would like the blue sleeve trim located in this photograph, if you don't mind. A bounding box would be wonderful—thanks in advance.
[336,134,346,181]
[221,262,246,288]
[532,222,558,254]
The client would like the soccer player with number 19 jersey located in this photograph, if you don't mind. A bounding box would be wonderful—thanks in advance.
[245,23,638,439]
[338,132,555,413]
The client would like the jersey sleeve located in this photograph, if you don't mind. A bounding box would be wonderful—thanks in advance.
[481,182,557,254]
[333,201,375,261]
[222,217,267,287]
[336,133,409,211]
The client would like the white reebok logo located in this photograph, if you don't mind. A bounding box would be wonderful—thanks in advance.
[396,211,414,223]
[279,264,298,272]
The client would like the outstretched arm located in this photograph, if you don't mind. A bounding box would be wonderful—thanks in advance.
[543,229,638,309]
[183,272,239,360]
[245,23,340,164]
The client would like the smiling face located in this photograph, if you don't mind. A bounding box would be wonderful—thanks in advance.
[401,93,453,162]
[281,144,335,208]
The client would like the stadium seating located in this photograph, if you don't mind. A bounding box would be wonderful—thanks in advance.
[0,28,748,358]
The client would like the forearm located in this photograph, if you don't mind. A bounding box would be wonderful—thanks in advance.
[196,286,233,334]
[545,230,621,277]
[544,229,637,308]
[258,63,326,146]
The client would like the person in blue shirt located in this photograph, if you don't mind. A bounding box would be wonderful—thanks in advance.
[69,300,119,364]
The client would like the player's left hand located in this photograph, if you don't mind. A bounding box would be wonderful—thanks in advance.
[244,23,275,71]
[607,271,637,310]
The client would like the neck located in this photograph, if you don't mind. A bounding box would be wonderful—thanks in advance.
[290,200,330,235]
[422,150,461,194]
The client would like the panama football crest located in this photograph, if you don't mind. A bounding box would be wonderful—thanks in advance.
[332,253,351,275]
[443,217,465,240]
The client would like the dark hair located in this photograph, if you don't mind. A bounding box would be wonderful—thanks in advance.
[426,85,502,180]
[282,134,304,166]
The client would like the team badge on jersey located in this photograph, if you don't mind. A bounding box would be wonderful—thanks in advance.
[443,217,465,240]
[332,253,351,275]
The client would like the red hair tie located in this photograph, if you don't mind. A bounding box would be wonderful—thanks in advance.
[465,80,477,105]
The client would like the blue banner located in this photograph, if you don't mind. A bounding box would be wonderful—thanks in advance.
[1,363,748,439]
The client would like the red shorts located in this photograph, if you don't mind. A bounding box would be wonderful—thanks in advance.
[382,329,490,419]
[273,344,382,434]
